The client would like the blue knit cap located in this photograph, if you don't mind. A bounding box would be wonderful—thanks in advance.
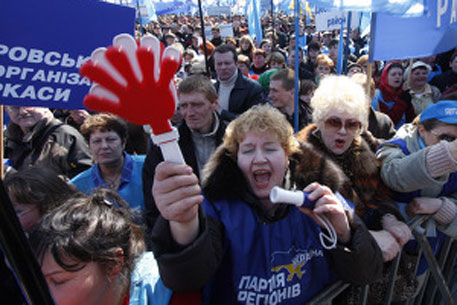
[420,100,457,124]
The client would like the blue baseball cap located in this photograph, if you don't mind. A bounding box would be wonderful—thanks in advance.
[420,100,457,124]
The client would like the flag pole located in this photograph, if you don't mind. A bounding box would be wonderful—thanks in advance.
[197,0,210,76]
[343,11,352,74]
[336,22,344,75]
[368,12,377,63]
[270,0,275,48]
[293,0,300,132]
[366,12,375,108]
[406,58,414,89]
[366,62,373,97]
[136,0,144,35]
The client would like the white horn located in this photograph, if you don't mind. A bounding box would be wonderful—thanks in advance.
[269,187,304,207]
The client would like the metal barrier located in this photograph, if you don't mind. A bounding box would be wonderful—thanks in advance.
[306,215,457,305]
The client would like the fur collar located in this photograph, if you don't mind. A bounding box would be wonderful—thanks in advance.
[296,124,392,211]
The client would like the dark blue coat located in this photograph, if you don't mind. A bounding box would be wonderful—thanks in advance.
[215,70,267,121]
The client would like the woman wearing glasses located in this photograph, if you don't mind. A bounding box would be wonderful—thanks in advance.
[377,100,457,297]
[377,100,457,238]
[297,75,417,303]
[296,75,412,263]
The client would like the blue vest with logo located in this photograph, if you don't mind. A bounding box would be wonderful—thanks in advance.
[201,198,336,305]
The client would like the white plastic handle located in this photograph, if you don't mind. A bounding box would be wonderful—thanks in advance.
[151,127,185,164]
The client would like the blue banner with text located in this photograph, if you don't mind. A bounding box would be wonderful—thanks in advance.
[0,0,135,110]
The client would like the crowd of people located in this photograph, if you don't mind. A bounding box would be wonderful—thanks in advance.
[1,11,457,305]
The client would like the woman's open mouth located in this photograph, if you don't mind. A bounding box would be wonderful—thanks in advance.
[335,139,345,148]
[253,170,271,188]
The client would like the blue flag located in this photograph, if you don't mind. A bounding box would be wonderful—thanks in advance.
[370,0,457,61]
[359,12,371,36]
[123,0,157,23]
[247,0,263,45]
[153,0,195,16]
[307,0,425,16]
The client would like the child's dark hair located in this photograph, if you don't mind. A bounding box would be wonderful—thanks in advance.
[4,167,82,215]
[30,188,145,290]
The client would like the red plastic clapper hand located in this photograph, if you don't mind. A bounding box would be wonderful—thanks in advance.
[80,34,185,163]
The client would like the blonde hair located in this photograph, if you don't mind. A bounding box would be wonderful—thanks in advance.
[356,54,369,67]
[351,72,375,99]
[223,104,299,158]
[311,75,369,131]
[315,54,334,69]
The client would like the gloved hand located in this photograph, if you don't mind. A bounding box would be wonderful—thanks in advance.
[80,34,182,135]
[382,213,412,247]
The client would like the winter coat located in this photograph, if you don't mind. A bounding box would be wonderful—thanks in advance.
[430,69,457,93]
[296,124,398,228]
[5,116,92,179]
[368,107,396,140]
[150,141,383,304]
[214,71,267,121]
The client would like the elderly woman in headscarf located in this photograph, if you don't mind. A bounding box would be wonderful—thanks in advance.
[404,60,441,116]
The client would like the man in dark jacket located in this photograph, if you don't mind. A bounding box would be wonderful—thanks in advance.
[210,26,223,47]
[213,44,266,121]
[269,68,311,130]
[430,52,457,93]
[273,21,288,48]
[142,75,226,233]
[4,106,92,179]
[287,46,314,80]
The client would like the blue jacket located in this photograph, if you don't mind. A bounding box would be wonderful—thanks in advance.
[70,153,146,210]
[129,252,172,305]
